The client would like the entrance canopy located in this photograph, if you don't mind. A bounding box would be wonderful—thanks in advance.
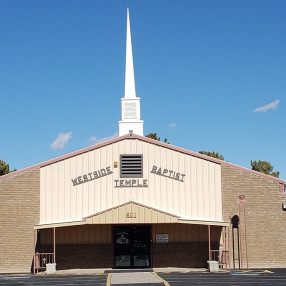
[34,201,228,229]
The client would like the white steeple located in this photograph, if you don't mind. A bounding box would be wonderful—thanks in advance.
[124,8,136,99]
[119,8,144,136]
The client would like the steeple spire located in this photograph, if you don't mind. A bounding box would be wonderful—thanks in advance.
[124,8,136,99]
[119,8,144,136]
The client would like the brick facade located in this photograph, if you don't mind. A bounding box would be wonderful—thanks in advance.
[221,164,286,268]
[35,223,220,270]
[37,242,218,269]
[0,139,285,272]
[152,243,219,268]
[0,168,40,273]
[56,244,113,269]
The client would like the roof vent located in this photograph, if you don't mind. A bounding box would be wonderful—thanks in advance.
[120,154,143,178]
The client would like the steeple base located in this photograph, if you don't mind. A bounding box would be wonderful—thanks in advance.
[119,120,144,136]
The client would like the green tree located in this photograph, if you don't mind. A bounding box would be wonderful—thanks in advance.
[199,151,224,161]
[250,160,279,178]
[145,133,169,144]
[0,160,10,176]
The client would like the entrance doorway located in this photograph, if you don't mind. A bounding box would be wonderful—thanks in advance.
[114,225,150,268]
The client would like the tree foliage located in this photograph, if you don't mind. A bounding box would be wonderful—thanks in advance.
[0,160,10,176]
[199,151,224,161]
[0,160,16,176]
[145,133,169,143]
[250,160,279,178]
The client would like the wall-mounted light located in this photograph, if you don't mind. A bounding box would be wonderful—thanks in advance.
[114,161,118,168]
[282,202,286,211]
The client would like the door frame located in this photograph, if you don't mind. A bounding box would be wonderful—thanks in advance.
[113,224,152,269]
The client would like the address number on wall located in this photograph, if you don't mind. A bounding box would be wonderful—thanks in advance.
[126,212,137,218]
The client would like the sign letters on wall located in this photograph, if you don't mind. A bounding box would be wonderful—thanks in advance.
[71,163,185,187]
[114,179,148,188]
[71,166,113,186]
[151,165,186,182]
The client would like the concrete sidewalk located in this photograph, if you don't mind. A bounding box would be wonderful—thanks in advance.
[106,269,209,285]
[110,272,164,285]
[1,267,209,277]
[53,267,208,276]
[53,268,208,285]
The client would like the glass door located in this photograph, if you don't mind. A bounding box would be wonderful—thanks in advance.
[114,226,132,268]
[114,225,150,268]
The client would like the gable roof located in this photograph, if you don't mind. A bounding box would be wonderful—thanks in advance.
[84,201,180,224]
[1,133,284,185]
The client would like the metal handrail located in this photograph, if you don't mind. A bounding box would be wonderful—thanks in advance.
[34,252,54,273]
[210,250,230,270]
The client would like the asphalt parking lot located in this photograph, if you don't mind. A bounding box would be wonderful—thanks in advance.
[159,269,286,286]
[0,274,108,286]
[1,269,286,285]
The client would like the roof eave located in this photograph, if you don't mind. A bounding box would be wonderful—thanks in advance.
[1,133,284,185]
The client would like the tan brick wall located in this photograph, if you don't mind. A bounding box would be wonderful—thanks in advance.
[0,168,40,273]
[222,165,286,268]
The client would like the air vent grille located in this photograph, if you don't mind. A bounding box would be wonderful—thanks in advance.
[124,102,137,119]
[120,154,143,178]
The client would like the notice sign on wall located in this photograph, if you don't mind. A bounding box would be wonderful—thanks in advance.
[156,233,169,244]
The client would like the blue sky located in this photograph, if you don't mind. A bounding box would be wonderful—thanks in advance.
[1,0,285,181]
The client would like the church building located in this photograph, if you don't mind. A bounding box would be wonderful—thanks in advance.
[0,9,285,274]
